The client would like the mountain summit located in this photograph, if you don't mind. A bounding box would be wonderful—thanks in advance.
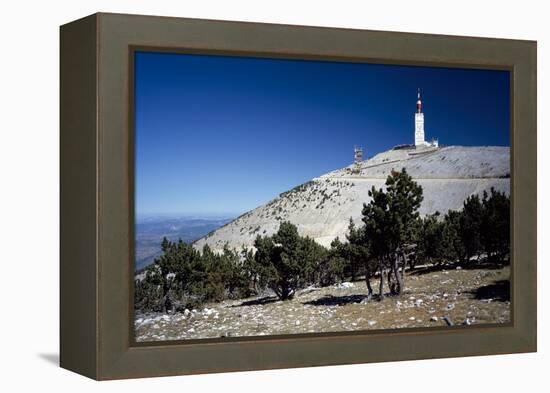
[194,145,510,252]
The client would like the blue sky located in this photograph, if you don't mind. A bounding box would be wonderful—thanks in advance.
[135,51,510,216]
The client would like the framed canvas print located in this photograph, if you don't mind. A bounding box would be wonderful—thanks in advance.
[60,13,537,380]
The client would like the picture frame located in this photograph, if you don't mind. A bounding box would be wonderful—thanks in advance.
[60,12,537,380]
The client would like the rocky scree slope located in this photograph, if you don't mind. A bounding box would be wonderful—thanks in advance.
[193,146,510,252]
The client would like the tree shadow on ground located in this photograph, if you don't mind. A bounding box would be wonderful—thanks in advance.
[303,294,371,306]
[231,296,279,307]
[468,279,510,302]
[409,260,507,276]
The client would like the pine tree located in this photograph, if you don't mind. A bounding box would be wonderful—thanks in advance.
[254,222,301,300]
[362,168,423,299]
[241,246,263,295]
[152,237,179,312]
[418,212,446,265]
[459,194,483,262]
[442,210,466,263]
[299,235,327,287]
[322,237,347,286]
[346,218,375,299]
[480,188,510,262]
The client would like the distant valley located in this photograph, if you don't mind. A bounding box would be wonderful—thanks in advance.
[135,216,233,270]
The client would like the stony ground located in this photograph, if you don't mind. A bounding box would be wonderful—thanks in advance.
[135,264,510,342]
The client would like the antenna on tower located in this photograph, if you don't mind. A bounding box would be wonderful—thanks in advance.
[354,146,363,163]
[353,145,363,174]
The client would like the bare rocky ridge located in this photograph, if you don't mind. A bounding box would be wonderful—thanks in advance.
[193,145,510,252]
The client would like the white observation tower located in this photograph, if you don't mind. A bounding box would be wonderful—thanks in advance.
[415,89,425,146]
[414,89,438,148]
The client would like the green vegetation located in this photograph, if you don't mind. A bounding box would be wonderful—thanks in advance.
[135,170,510,313]
[361,168,423,298]
[135,240,252,313]
[252,222,327,300]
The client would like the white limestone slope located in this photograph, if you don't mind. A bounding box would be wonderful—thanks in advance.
[193,146,510,252]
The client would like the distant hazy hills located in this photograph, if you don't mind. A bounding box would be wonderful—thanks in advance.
[135,216,233,270]
[193,145,510,253]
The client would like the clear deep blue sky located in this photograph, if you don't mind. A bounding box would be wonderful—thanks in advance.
[135,51,510,217]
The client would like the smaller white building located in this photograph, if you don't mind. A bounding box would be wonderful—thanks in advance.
[414,89,438,148]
